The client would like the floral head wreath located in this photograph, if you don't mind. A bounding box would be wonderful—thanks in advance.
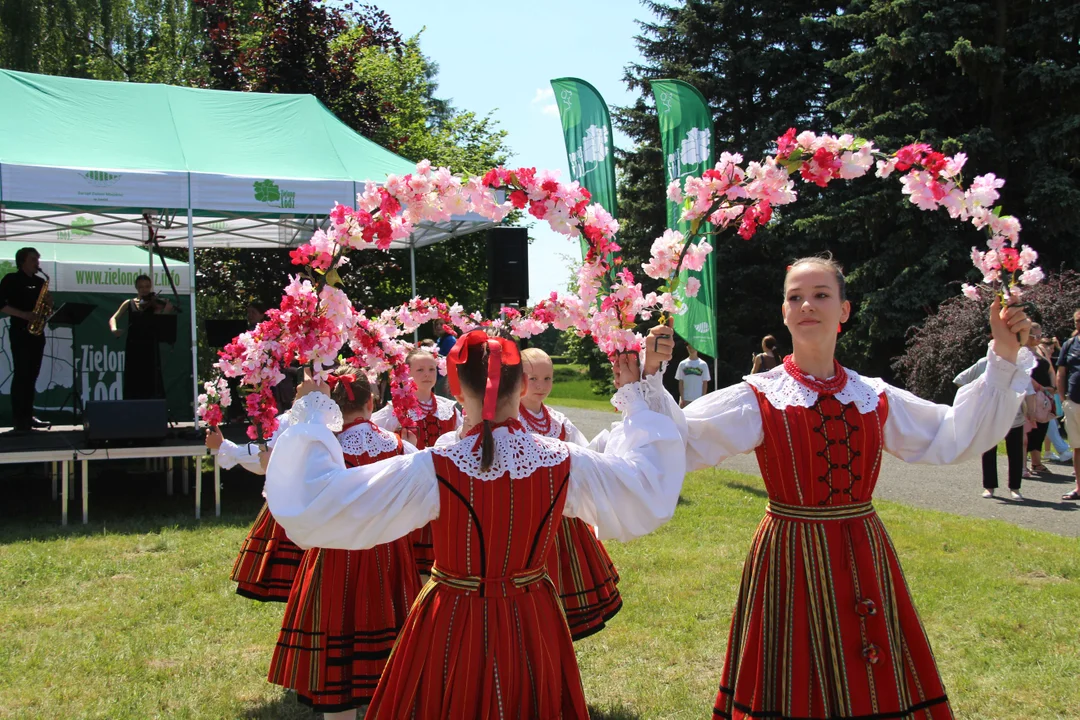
[445,329,521,421]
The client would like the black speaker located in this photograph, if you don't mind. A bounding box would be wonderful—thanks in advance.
[487,227,529,305]
[85,400,168,444]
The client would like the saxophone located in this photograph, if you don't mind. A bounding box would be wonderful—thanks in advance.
[28,270,51,336]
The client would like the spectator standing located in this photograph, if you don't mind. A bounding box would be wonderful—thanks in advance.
[434,322,457,398]
[955,355,1033,500]
[1057,309,1080,501]
[750,335,780,374]
[1025,324,1054,475]
[675,345,711,408]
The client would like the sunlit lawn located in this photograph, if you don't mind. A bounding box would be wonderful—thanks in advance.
[1,466,1078,719]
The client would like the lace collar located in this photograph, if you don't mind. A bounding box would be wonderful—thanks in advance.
[403,394,458,422]
[744,364,887,413]
[518,404,570,439]
[337,419,400,457]
[431,421,569,481]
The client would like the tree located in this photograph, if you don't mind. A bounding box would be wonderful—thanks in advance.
[823,0,1080,378]
[0,0,206,83]
[616,0,852,387]
[349,35,510,314]
[191,0,405,313]
[893,270,1080,402]
[617,0,1079,386]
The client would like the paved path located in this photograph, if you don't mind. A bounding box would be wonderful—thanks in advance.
[554,405,1080,538]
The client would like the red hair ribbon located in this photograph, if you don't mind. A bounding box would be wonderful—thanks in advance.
[326,373,357,402]
[446,329,521,421]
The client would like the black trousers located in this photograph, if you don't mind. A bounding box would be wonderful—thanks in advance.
[981,424,1025,491]
[9,327,45,428]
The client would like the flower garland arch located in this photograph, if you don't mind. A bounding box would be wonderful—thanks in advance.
[201,129,1041,436]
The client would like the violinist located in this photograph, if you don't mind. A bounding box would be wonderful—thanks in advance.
[109,274,174,400]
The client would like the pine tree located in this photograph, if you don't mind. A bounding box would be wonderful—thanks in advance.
[617,0,852,385]
[825,0,1080,375]
[618,0,1079,385]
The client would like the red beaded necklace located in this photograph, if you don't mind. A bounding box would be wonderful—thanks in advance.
[783,355,848,396]
[519,403,555,436]
[416,395,437,417]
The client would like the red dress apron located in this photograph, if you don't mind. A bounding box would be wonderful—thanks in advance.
[522,403,623,640]
[268,420,422,712]
[366,422,589,719]
[714,386,953,720]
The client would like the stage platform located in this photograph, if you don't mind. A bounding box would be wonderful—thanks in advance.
[0,423,253,526]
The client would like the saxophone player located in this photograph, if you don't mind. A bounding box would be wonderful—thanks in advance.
[0,247,52,433]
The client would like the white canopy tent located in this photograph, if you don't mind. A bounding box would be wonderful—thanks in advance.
[0,70,496,421]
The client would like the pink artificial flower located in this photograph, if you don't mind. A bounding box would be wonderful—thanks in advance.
[667,180,684,204]
[776,128,798,159]
[1019,267,1044,286]
[875,158,898,179]
[961,283,980,301]
[685,277,702,297]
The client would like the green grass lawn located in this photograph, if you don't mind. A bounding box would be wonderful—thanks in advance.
[546,363,618,413]
[1,467,1078,719]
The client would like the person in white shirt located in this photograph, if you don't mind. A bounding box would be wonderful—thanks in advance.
[674,345,711,407]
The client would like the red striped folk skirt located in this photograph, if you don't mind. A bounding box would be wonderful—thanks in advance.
[713,504,953,720]
[268,538,421,712]
[366,566,588,719]
[546,517,622,640]
[230,503,304,602]
[409,523,435,575]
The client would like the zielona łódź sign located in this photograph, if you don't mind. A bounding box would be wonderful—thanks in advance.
[254,179,296,209]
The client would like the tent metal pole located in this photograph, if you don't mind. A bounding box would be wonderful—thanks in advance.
[187,179,199,428]
[410,239,418,343]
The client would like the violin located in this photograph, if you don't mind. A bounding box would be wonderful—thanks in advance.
[135,292,170,312]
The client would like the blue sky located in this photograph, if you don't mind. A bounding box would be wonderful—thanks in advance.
[372,1,651,303]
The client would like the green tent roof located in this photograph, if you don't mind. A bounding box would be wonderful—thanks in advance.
[0,69,413,180]
[0,70,494,250]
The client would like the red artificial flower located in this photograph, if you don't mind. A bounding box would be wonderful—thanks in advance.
[329,203,349,226]
[776,128,798,159]
[540,179,560,194]
[289,246,310,266]
[482,168,504,188]
[579,187,592,203]
[528,200,548,220]
[510,189,528,209]
[922,151,947,175]
[1000,247,1020,272]
[895,143,932,171]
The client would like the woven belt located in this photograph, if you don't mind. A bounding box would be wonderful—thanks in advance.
[765,500,875,522]
[430,565,551,597]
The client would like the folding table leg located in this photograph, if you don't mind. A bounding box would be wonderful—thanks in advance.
[166,459,174,496]
[195,457,202,520]
[82,459,89,525]
[61,460,69,526]
[51,461,57,501]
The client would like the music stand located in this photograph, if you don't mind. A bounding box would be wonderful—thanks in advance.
[131,312,178,345]
[49,302,97,425]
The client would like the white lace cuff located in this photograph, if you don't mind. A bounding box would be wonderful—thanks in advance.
[986,342,1037,394]
[639,369,677,414]
[288,391,343,432]
[611,380,649,414]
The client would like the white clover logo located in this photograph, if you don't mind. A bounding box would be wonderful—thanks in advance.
[680,127,710,167]
[582,124,610,164]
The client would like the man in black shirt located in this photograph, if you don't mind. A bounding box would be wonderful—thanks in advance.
[0,247,52,432]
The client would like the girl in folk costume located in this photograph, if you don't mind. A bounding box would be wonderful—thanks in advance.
[640,257,1034,720]
[268,368,421,719]
[519,347,623,640]
[372,348,462,577]
[264,329,686,719]
[206,416,305,603]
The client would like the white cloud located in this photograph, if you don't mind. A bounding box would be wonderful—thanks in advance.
[531,87,555,104]
[541,103,559,116]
